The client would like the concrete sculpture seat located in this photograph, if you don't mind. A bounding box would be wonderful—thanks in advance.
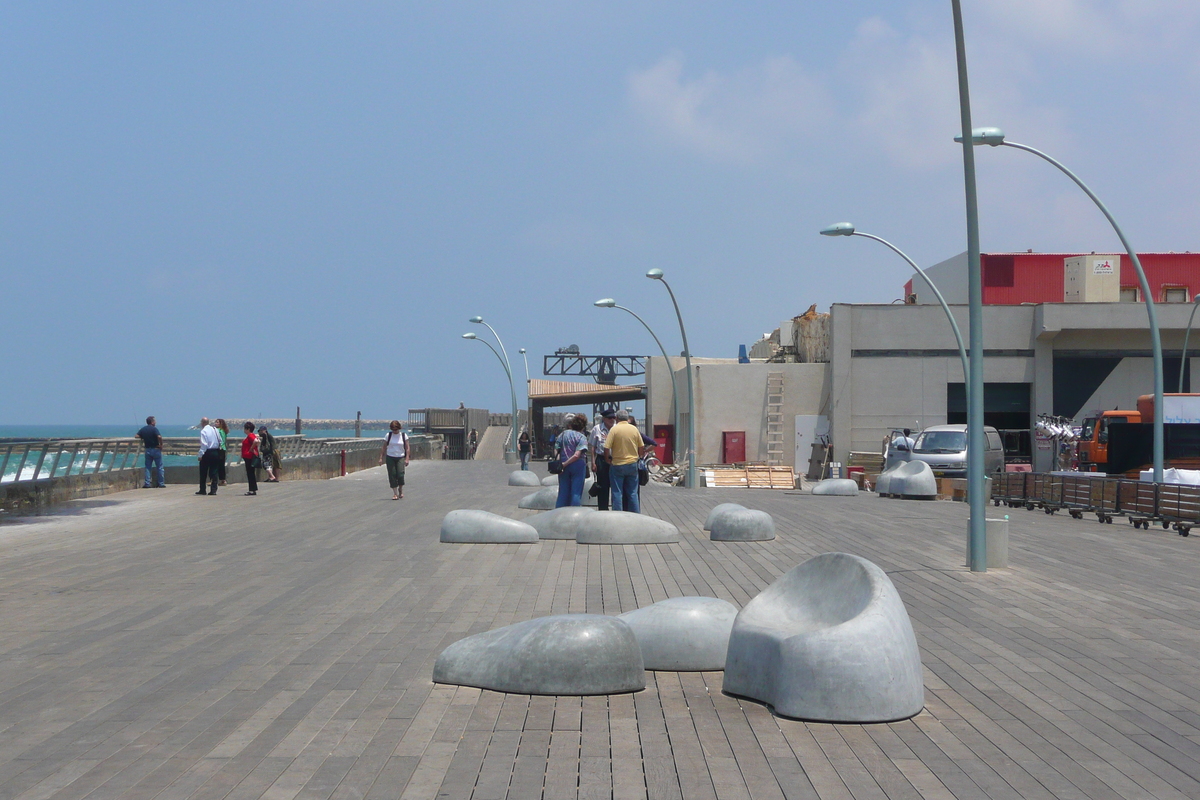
[518,487,558,510]
[433,614,645,695]
[875,460,937,499]
[525,506,596,540]
[509,471,543,487]
[723,552,924,723]
[440,510,540,544]
[576,511,680,545]
[541,475,559,486]
[618,597,739,671]
[812,478,859,496]
[704,503,746,531]
[709,508,775,541]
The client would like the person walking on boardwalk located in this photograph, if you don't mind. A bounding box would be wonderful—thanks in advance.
[518,429,532,470]
[604,409,643,513]
[214,419,230,486]
[588,410,617,510]
[136,415,165,488]
[258,426,279,482]
[380,420,410,500]
[196,417,222,495]
[554,414,589,508]
[241,422,260,496]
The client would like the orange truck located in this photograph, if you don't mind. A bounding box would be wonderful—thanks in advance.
[1079,394,1200,473]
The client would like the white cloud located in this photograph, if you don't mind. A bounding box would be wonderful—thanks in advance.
[626,53,832,165]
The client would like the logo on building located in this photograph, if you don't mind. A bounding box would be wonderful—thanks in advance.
[1092,259,1116,275]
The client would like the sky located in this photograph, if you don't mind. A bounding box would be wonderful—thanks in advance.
[3,1,1199,425]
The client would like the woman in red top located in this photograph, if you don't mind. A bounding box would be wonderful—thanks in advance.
[241,422,260,495]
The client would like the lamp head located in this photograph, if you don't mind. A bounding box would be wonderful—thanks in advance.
[953,126,1006,146]
[820,222,855,237]
[462,332,477,340]
[645,269,664,280]
[469,315,484,324]
[519,348,526,354]
[594,298,617,308]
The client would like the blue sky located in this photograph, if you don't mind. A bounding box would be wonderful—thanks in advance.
[3,1,1198,424]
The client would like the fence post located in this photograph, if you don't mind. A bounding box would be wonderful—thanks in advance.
[341,450,346,477]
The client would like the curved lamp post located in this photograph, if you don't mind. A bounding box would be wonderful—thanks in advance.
[646,269,696,489]
[961,126,1164,484]
[594,298,681,463]
[518,347,531,445]
[820,223,969,387]
[1181,298,1200,394]
[466,317,519,463]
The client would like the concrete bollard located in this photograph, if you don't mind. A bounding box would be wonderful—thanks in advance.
[967,517,1009,569]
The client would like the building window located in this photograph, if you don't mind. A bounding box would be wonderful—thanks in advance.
[1120,286,1140,303]
[1163,286,1189,303]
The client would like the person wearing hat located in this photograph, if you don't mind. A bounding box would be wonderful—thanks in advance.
[588,409,617,510]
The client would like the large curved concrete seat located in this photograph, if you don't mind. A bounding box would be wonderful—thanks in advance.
[710,508,775,541]
[440,510,540,544]
[812,478,859,496]
[723,552,924,723]
[518,487,558,510]
[876,461,937,499]
[576,511,680,545]
[525,506,596,540]
[509,471,543,487]
[704,503,746,531]
[433,614,645,695]
[541,474,559,486]
[618,597,738,671]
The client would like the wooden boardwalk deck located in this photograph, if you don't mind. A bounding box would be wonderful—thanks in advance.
[1,460,1199,799]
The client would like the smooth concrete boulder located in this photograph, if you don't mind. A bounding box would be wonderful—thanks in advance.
[876,460,937,499]
[812,478,859,496]
[433,614,645,695]
[710,508,775,542]
[518,487,558,510]
[581,477,598,507]
[440,510,540,544]
[526,506,596,540]
[618,597,739,671]
[509,471,543,487]
[723,552,924,723]
[541,474,559,486]
[704,503,746,531]
[576,511,680,545]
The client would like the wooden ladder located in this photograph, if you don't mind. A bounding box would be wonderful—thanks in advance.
[766,372,785,466]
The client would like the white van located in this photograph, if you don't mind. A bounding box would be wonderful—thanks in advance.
[908,424,1006,478]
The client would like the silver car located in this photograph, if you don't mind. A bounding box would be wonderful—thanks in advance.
[908,424,1006,478]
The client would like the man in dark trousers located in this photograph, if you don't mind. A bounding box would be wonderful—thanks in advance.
[196,417,222,495]
[589,410,617,510]
[136,415,165,488]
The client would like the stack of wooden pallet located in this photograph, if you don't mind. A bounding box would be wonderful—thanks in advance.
[702,464,796,490]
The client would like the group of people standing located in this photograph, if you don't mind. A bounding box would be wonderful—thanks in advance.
[195,417,280,495]
[554,409,655,512]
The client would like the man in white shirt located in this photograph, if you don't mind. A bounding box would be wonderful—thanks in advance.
[197,417,222,495]
[589,410,617,510]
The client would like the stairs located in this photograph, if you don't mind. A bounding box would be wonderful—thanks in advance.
[475,426,509,460]
[766,372,785,466]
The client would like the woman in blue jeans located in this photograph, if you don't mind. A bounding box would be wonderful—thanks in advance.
[554,415,589,507]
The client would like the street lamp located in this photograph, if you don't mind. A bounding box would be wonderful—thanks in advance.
[1180,298,1200,393]
[820,223,969,387]
[960,126,1164,484]
[465,317,519,464]
[518,347,531,447]
[646,269,697,489]
[951,0,988,572]
[594,298,681,464]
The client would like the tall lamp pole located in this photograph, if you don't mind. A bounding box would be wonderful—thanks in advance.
[951,0,987,572]
[820,223,969,387]
[518,347,531,443]
[961,127,1164,484]
[1180,298,1200,394]
[467,316,519,464]
[594,298,681,463]
[646,269,696,489]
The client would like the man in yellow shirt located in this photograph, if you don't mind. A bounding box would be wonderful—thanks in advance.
[604,409,644,513]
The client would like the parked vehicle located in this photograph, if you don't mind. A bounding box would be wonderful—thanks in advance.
[1080,394,1200,474]
[907,424,1006,478]
[1079,410,1142,470]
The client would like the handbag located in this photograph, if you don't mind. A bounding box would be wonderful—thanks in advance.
[638,458,650,486]
[548,458,563,474]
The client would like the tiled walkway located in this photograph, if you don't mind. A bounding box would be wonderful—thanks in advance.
[1,460,1199,799]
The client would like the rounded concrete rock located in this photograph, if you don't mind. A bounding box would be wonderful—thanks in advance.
[723,552,924,723]
[704,503,746,531]
[508,471,543,487]
[541,474,559,486]
[432,614,645,695]
[518,487,558,510]
[618,597,739,671]
[525,506,596,540]
[581,477,598,507]
[877,460,937,499]
[576,511,680,545]
[440,510,540,544]
[709,508,775,541]
[812,478,860,496]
